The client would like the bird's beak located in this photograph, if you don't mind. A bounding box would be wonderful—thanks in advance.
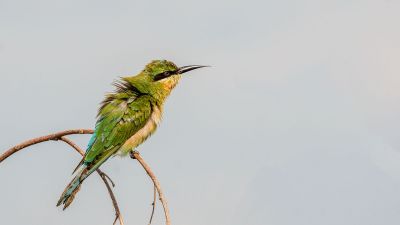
[177,65,209,74]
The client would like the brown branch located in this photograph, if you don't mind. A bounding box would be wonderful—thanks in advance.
[0,129,93,163]
[130,151,171,225]
[98,171,125,225]
[148,185,157,225]
[0,129,124,225]
[1,130,171,225]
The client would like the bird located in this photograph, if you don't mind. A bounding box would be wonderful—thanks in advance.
[57,60,207,209]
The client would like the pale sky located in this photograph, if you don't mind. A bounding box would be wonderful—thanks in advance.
[1,1,400,225]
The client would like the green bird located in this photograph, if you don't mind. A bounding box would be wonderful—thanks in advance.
[57,60,207,209]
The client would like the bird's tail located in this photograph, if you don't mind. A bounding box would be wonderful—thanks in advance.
[56,165,88,210]
[57,149,117,209]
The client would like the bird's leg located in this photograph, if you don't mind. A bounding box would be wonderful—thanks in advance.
[129,150,140,159]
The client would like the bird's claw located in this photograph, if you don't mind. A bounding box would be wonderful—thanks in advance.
[129,150,140,159]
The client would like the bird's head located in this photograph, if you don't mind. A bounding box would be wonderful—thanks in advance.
[144,60,181,90]
[125,60,207,100]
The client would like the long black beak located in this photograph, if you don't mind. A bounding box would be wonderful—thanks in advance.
[177,65,209,74]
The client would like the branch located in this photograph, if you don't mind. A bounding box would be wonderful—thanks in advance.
[148,185,157,225]
[0,129,124,225]
[1,130,171,225]
[0,129,92,163]
[98,171,124,225]
[130,151,171,225]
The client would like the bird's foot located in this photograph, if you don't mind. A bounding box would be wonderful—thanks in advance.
[129,150,140,159]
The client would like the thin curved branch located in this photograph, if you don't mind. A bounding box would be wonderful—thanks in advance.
[102,171,116,187]
[0,129,93,163]
[1,130,170,225]
[98,171,124,225]
[58,136,87,155]
[148,185,157,225]
[130,151,171,225]
[0,129,124,225]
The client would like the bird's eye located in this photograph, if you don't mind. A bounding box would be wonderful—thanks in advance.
[154,71,173,81]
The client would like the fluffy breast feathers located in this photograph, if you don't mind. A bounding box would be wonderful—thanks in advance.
[117,104,162,155]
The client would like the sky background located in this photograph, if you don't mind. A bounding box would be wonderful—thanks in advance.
[1,0,400,225]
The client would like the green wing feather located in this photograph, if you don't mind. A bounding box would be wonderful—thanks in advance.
[82,94,153,176]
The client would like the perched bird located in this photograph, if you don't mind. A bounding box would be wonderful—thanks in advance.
[57,60,207,209]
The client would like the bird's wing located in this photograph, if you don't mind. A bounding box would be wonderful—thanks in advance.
[74,94,153,175]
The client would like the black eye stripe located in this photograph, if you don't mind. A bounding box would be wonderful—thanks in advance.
[153,70,177,81]
[153,72,168,81]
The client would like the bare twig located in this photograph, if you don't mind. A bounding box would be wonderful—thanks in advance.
[98,171,124,225]
[0,129,92,163]
[130,151,171,225]
[148,185,157,225]
[0,129,124,225]
[102,171,116,187]
[1,130,171,225]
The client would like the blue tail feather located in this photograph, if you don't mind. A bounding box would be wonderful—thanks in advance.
[56,165,87,210]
